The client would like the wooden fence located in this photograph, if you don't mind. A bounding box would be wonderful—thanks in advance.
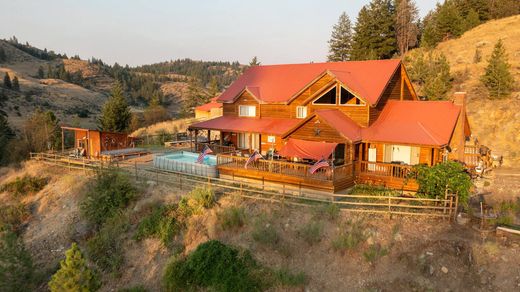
[30,152,458,219]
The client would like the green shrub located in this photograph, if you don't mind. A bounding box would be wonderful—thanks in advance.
[86,214,128,273]
[0,231,35,291]
[0,204,29,232]
[1,175,48,197]
[252,218,280,248]
[314,203,340,221]
[332,220,366,252]
[163,240,265,292]
[298,221,323,245]
[363,243,389,264]
[414,161,472,206]
[348,184,400,197]
[48,243,100,292]
[134,204,180,247]
[218,206,246,230]
[271,268,307,286]
[81,169,137,228]
[178,187,216,217]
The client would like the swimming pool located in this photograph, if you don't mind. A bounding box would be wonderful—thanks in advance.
[153,151,218,177]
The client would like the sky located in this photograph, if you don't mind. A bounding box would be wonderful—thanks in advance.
[0,0,439,66]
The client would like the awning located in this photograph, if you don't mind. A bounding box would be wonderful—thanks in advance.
[279,138,338,160]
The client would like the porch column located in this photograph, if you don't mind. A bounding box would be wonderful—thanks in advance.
[207,130,211,143]
[86,130,90,158]
[249,132,252,153]
[194,129,198,151]
[258,134,262,153]
[220,131,224,145]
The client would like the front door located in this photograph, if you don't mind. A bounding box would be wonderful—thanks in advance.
[391,145,411,164]
[368,147,377,171]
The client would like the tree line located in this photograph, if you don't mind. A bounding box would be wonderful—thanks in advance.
[328,0,517,100]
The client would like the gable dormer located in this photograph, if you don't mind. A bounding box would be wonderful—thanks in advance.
[222,88,260,118]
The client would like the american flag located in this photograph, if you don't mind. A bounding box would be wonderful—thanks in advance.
[196,145,213,163]
[245,150,263,169]
[309,158,329,174]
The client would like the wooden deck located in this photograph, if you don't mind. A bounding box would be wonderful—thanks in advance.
[355,161,419,191]
[216,154,354,192]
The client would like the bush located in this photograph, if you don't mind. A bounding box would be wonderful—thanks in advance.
[363,243,389,264]
[332,220,366,252]
[134,204,180,247]
[314,203,340,221]
[48,243,100,292]
[0,204,29,232]
[218,206,246,230]
[86,214,128,273]
[271,268,307,287]
[348,184,400,197]
[178,187,216,217]
[414,161,472,206]
[1,175,48,197]
[0,231,35,291]
[81,169,137,228]
[298,221,323,245]
[252,218,280,248]
[163,240,265,292]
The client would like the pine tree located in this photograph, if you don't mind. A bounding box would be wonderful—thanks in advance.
[350,0,397,60]
[249,56,260,67]
[421,1,464,48]
[480,39,515,99]
[0,114,14,165]
[3,73,12,89]
[462,8,480,31]
[406,51,452,100]
[48,243,99,292]
[395,0,419,56]
[99,82,132,132]
[0,47,6,63]
[327,12,353,61]
[37,66,45,79]
[0,231,34,290]
[12,76,20,91]
[47,64,54,78]
[208,76,220,97]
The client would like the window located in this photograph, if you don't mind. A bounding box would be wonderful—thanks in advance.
[238,105,256,117]
[238,133,250,149]
[340,87,365,106]
[267,136,276,143]
[312,87,337,105]
[296,106,307,119]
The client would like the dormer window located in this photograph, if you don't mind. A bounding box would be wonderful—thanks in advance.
[312,87,337,105]
[340,87,365,106]
[296,106,307,119]
[239,105,256,117]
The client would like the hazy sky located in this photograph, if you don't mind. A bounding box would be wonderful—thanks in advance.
[1,0,439,66]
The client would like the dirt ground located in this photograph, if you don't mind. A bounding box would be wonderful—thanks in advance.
[1,162,520,291]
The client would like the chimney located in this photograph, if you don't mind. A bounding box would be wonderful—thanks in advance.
[453,92,467,162]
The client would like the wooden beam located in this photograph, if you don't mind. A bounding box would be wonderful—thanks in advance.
[400,65,405,101]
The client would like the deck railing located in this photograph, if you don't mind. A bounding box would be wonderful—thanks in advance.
[356,161,416,180]
[463,145,480,167]
[216,154,353,182]
[194,142,235,154]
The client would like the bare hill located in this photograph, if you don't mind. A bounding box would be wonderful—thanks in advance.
[408,15,520,166]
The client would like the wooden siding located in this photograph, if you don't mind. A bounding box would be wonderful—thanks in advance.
[222,90,259,117]
[288,115,346,143]
[369,65,403,125]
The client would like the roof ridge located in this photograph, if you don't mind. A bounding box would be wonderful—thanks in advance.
[249,59,400,69]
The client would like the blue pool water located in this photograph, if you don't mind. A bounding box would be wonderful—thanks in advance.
[153,151,218,177]
[163,152,217,166]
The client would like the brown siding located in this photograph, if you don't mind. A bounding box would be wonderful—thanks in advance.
[369,66,403,125]
[419,147,433,165]
[222,91,259,117]
[288,73,335,118]
[260,104,291,118]
[288,116,346,143]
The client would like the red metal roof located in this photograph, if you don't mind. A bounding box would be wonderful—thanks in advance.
[314,109,362,142]
[189,116,300,136]
[361,100,461,146]
[217,59,401,106]
[195,97,222,112]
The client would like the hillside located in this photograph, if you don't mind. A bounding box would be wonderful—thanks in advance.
[408,15,520,166]
[0,39,242,132]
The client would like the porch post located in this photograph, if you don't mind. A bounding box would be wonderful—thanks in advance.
[249,132,252,153]
[220,131,224,145]
[194,129,198,151]
[207,130,211,143]
[86,130,90,158]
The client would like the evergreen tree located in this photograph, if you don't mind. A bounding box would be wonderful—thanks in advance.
[3,73,12,89]
[395,0,419,55]
[24,109,62,152]
[489,0,520,19]
[99,82,132,132]
[37,66,44,79]
[0,231,34,291]
[406,51,452,100]
[0,47,6,63]
[143,92,169,126]
[249,56,260,67]
[350,0,397,60]
[48,243,99,292]
[480,39,515,99]
[47,64,53,78]
[208,76,220,97]
[421,1,464,48]
[12,76,20,91]
[463,9,481,31]
[327,12,353,61]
